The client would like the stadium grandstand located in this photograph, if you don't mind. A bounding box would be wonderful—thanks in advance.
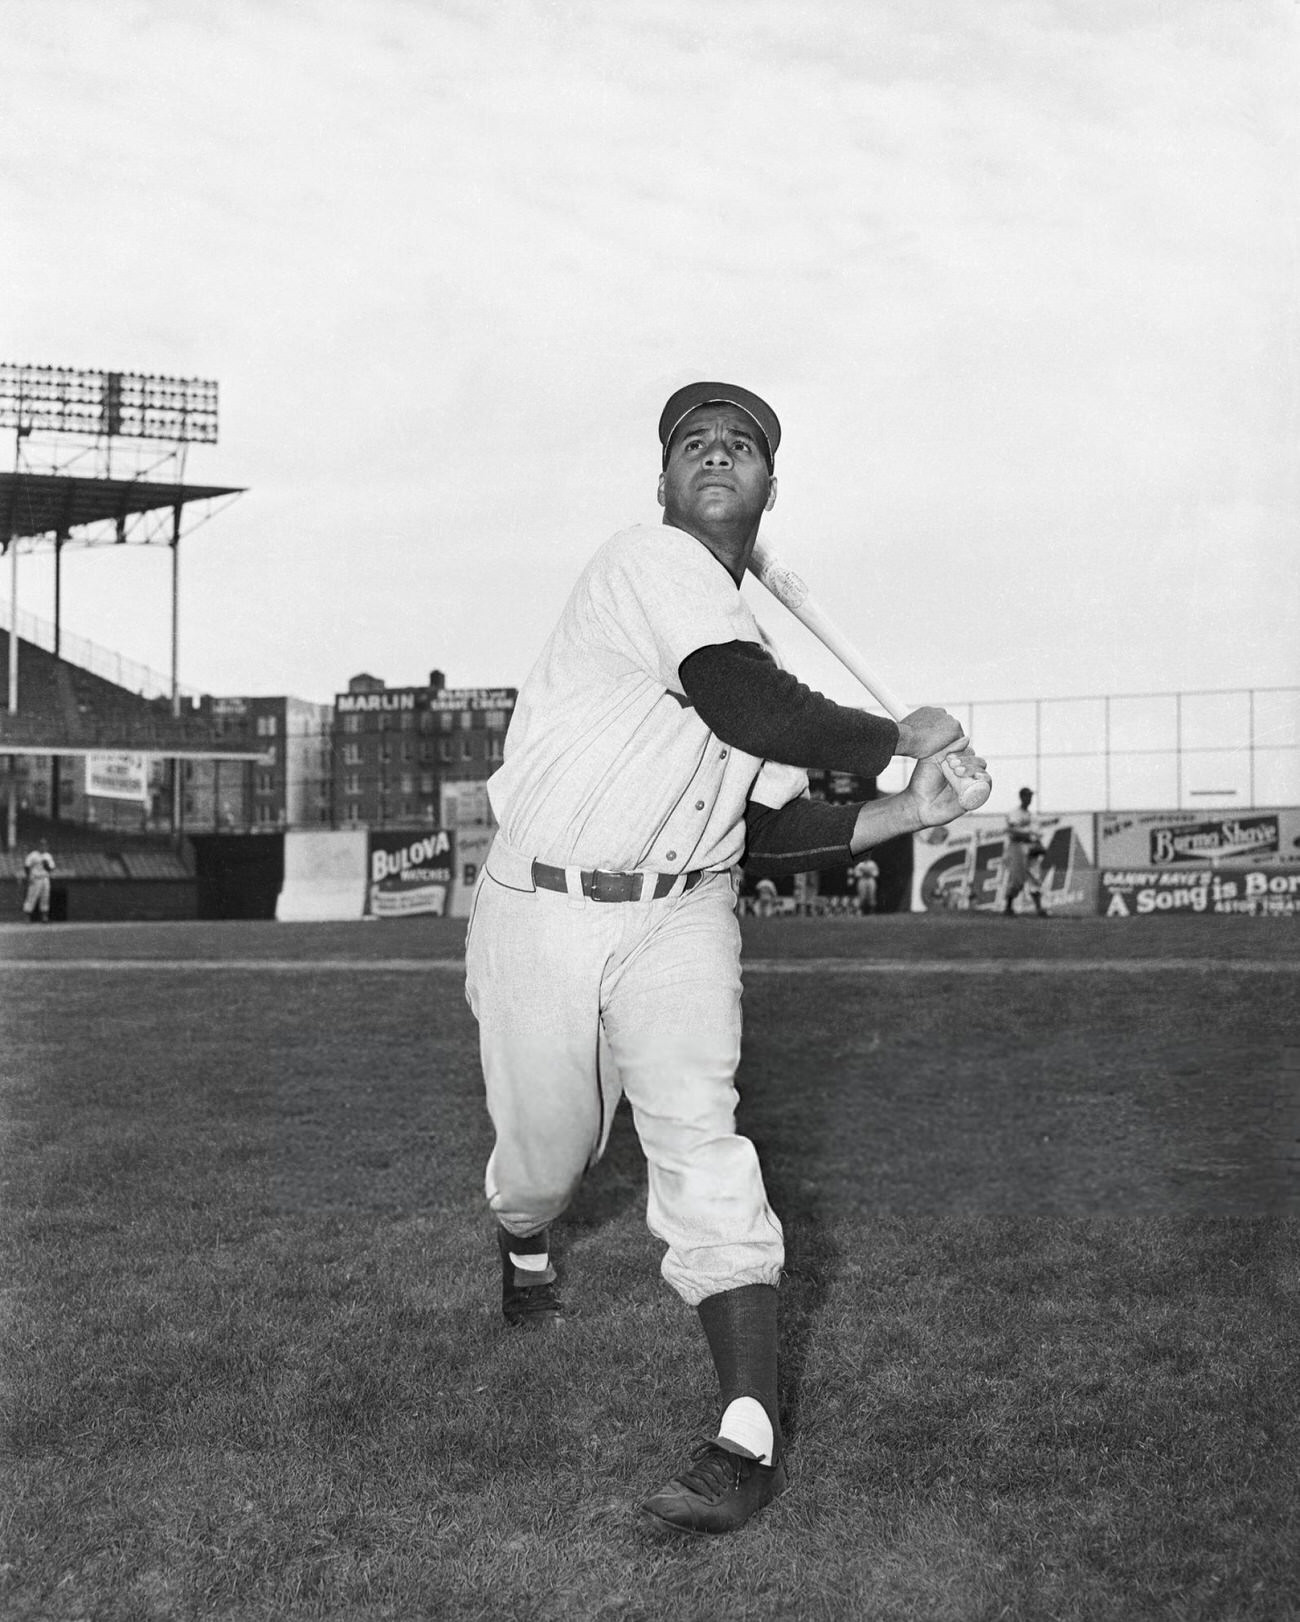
[0,627,266,922]
[1,362,263,920]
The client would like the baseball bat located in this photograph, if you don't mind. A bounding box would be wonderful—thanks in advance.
[746,534,991,812]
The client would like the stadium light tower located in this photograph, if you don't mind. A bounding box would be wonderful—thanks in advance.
[0,363,242,717]
[0,363,245,847]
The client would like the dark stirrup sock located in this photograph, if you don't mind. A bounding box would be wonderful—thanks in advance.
[696,1283,782,1457]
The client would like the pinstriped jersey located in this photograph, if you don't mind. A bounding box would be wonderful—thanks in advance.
[488,523,807,872]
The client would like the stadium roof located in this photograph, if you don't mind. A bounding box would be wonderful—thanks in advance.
[0,471,244,543]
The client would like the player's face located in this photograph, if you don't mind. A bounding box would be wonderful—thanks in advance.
[657,407,777,535]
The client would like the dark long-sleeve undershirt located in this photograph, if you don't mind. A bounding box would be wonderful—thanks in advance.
[742,795,866,876]
[679,640,899,779]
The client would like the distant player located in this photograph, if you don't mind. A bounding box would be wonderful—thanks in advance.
[21,839,56,923]
[752,875,779,918]
[1003,787,1046,916]
[849,855,880,915]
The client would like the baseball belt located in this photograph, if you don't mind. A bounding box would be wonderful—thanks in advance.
[530,861,706,904]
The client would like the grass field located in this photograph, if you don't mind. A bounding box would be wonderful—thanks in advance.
[2,914,1297,1621]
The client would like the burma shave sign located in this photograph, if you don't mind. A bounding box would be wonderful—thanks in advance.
[366,829,455,917]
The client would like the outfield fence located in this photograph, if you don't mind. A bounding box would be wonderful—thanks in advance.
[874,686,1300,813]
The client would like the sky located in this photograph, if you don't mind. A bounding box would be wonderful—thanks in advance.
[2,0,1297,738]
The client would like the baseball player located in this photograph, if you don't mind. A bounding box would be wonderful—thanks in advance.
[849,855,880,915]
[752,875,780,917]
[464,381,988,1536]
[21,839,56,923]
[1003,786,1047,916]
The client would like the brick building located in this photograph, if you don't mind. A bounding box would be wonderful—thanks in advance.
[191,694,333,832]
[331,670,516,829]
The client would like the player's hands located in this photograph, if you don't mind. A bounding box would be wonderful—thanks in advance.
[904,740,990,827]
[894,707,966,759]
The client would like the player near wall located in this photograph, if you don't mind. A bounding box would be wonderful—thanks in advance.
[1003,786,1047,916]
[21,839,56,923]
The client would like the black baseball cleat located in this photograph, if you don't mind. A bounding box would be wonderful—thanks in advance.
[640,1439,788,1535]
[498,1225,564,1330]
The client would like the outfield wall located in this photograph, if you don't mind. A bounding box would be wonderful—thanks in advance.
[276,830,369,921]
[911,805,1300,917]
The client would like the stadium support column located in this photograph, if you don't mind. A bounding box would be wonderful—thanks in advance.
[6,529,15,716]
[170,502,181,721]
[51,531,64,824]
[6,531,17,850]
[170,502,181,844]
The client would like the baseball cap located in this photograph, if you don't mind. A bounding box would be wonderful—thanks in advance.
[658,381,780,470]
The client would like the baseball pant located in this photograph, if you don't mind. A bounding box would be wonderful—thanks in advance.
[23,878,50,918]
[464,836,784,1306]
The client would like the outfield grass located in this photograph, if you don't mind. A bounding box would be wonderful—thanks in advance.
[1,915,1296,1621]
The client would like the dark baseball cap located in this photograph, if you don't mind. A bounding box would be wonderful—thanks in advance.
[658,381,780,470]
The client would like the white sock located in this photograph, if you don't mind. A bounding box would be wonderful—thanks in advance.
[509,1250,550,1273]
[716,1396,774,1465]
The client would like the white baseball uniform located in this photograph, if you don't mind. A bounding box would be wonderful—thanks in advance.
[22,847,55,918]
[1003,806,1043,890]
[465,522,807,1305]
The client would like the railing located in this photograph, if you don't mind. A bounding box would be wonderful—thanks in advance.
[0,595,201,702]
[0,709,256,754]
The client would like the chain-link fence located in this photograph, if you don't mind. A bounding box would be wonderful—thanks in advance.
[874,687,1300,812]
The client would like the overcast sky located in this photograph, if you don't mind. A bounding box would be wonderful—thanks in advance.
[3,0,1296,734]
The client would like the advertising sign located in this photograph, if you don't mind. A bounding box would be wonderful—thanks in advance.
[1099,866,1300,918]
[85,752,150,803]
[912,811,1097,916]
[366,828,455,917]
[337,687,514,714]
[440,779,493,829]
[1097,808,1300,870]
[449,826,494,917]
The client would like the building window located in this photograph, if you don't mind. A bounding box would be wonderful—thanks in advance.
[343,714,361,734]
[440,711,454,732]
[460,710,473,730]
[439,740,453,762]
[486,710,508,731]
[346,802,360,824]
[257,771,276,793]
[462,739,474,760]
[345,775,360,793]
[256,714,278,737]
[487,737,504,762]
[400,711,415,731]
[420,772,435,794]
[402,740,414,761]
[401,774,414,794]
[344,743,362,765]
